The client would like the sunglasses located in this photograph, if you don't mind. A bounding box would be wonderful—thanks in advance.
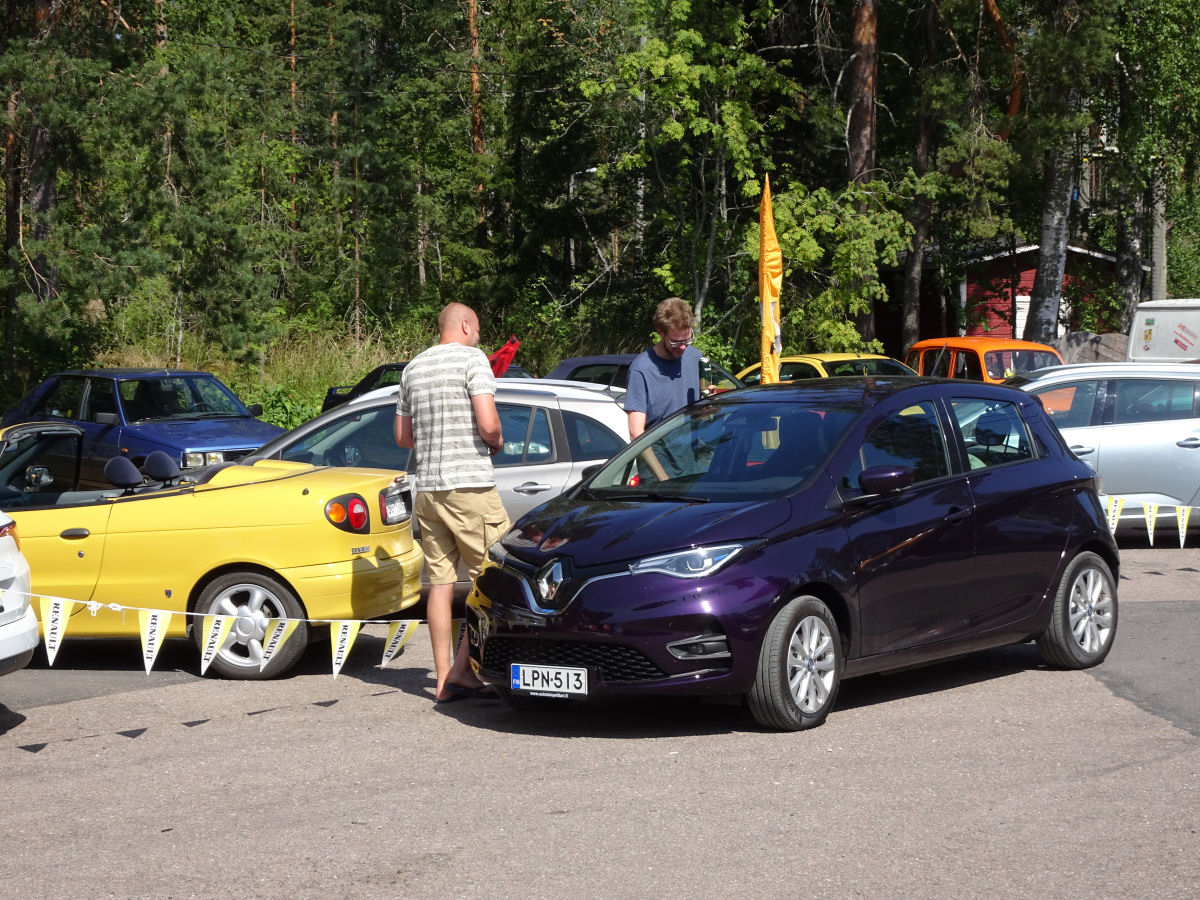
[664,334,694,349]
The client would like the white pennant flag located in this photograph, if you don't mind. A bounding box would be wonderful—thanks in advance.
[331,620,362,677]
[138,609,173,674]
[1178,506,1192,548]
[382,620,417,666]
[1105,497,1124,533]
[1143,503,1158,546]
[39,596,71,666]
[259,618,301,672]
[199,615,236,675]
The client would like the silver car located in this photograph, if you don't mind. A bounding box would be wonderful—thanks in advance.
[0,511,38,677]
[1009,362,1200,510]
[250,378,631,524]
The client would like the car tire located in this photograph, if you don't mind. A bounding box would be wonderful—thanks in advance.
[192,572,309,679]
[1036,551,1117,669]
[747,595,842,731]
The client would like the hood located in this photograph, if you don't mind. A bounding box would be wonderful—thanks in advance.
[506,493,793,569]
[130,417,284,450]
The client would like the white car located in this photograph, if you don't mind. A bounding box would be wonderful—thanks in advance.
[1008,362,1200,511]
[250,379,631,592]
[0,511,38,677]
[252,378,631,521]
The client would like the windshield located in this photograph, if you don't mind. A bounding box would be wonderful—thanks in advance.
[586,400,859,501]
[982,349,1060,380]
[118,375,247,422]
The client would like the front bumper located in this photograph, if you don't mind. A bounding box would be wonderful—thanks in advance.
[466,557,770,699]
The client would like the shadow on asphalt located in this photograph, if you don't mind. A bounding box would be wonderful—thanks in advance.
[0,703,27,736]
[431,642,1053,739]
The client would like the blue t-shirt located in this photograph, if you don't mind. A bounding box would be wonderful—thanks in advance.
[625,344,701,428]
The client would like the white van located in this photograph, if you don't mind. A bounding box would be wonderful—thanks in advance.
[1127,299,1200,362]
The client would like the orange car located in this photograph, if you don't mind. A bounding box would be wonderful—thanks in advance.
[905,336,1062,384]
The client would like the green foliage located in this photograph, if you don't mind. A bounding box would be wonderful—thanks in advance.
[2,0,1198,404]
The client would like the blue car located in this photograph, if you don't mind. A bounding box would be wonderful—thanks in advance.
[467,377,1119,730]
[2,369,283,487]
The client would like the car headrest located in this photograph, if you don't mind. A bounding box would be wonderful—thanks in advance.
[142,450,181,482]
[104,456,145,490]
[974,413,1010,447]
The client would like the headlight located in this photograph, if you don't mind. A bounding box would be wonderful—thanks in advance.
[629,543,746,579]
[487,542,510,566]
[183,450,225,468]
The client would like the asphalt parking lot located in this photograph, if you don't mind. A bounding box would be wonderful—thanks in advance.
[1,539,1197,898]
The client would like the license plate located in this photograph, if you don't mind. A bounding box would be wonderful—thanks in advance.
[510,663,588,696]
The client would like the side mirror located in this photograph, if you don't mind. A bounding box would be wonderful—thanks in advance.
[24,465,54,489]
[858,465,913,496]
[247,403,264,417]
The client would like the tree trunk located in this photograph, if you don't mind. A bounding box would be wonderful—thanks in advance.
[1150,174,1167,301]
[848,0,878,344]
[1114,188,1145,329]
[4,89,20,385]
[847,0,877,184]
[901,1,936,353]
[1024,146,1075,342]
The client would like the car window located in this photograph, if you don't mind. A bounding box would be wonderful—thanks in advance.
[82,379,118,422]
[34,377,85,420]
[495,405,554,466]
[563,410,624,461]
[825,358,912,377]
[951,398,1034,468]
[567,364,625,388]
[280,405,411,469]
[841,401,950,493]
[930,351,951,378]
[953,351,984,380]
[779,362,821,381]
[0,431,84,508]
[1032,381,1099,429]
[1112,378,1199,424]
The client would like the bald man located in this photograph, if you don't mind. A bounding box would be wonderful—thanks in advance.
[395,302,510,703]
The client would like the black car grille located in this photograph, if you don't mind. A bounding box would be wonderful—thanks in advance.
[483,637,667,683]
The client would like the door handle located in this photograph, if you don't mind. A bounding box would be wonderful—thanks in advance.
[944,506,971,524]
[512,482,552,494]
[60,528,90,539]
[1069,444,1095,456]
[1176,437,1200,449]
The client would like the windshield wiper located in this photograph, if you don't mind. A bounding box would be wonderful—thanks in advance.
[609,490,710,504]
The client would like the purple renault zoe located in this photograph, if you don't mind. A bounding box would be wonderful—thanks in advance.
[467,377,1118,731]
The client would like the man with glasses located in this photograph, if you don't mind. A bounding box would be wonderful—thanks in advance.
[625,297,702,480]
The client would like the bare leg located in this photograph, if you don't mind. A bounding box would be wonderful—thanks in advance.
[427,583,484,700]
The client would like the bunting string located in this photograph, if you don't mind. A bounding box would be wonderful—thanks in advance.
[24,590,458,678]
[1101,496,1196,548]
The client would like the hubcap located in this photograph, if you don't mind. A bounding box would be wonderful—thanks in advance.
[211,583,280,669]
[787,615,837,714]
[1068,566,1114,654]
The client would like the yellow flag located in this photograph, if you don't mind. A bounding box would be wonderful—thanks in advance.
[759,174,783,384]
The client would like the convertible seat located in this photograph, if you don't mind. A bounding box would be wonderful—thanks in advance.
[104,456,144,494]
[142,450,181,485]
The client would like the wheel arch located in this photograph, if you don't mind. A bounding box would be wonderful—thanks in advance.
[186,563,308,624]
[787,581,852,656]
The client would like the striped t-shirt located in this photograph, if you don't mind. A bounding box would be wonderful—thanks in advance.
[396,343,497,491]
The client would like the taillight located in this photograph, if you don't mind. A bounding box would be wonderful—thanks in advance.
[325,494,370,533]
[0,519,19,551]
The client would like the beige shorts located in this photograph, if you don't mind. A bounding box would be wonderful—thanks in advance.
[416,486,511,584]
